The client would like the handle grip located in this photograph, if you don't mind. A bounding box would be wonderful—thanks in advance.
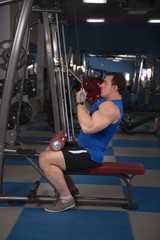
[80,93,84,103]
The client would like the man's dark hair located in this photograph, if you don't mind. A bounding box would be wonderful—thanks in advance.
[107,72,126,95]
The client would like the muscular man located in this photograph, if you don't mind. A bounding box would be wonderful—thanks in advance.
[39,72,126,212]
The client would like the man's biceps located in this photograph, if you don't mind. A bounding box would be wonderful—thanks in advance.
[94,116,109,127]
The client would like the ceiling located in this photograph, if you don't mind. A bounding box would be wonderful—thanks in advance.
[34,0,160,25]
[59,0,160,25]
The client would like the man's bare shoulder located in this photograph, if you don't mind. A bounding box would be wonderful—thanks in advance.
[99,100,118,111]
[99,100,121,121]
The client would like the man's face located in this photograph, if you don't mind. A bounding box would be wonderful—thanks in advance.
[100,75,114,98]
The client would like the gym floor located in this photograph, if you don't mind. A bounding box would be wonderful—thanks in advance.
[0,112,160,240]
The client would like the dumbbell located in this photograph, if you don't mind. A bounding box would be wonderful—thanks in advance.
[49,131,67,151]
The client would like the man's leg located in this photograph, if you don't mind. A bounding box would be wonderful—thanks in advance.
[39,149,75,212]
[64,175,79,197]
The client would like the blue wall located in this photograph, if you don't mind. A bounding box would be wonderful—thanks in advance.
[64,24,160,56]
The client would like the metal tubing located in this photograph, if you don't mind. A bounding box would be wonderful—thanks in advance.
[55,12,70,140]
[0,195,57,203]
[16,22,37,134]
[75,197,128,206]
[0,194,128,207]
[0,0,34,194]
[42,12,60,132]
[119,174,133,206]
[25,156,55,190]
[62,24,75,141]
[65,172,135,208]
[69,69,82,84]
[0,0,20,6]
[31,8,62,13]
[50,24,66,132]
[137,57,144,95]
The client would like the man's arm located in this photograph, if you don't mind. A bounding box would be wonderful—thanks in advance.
[77,100,120,134]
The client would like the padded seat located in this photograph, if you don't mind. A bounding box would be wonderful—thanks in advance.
[78,162,145,175]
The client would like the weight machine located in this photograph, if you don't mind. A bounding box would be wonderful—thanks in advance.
[0,0,77,204]
[0,1,147,209]
[0,12,37,130]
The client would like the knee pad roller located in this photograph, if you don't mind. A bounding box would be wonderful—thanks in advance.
[49,131,67,151]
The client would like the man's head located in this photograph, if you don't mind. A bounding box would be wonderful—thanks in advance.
[100,72,126,99]
[107,72,126,95]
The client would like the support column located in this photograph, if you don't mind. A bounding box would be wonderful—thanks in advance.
[37,22,44,112]
[0,0,34,194]
[42,12,60,132]
[0,4,10,79]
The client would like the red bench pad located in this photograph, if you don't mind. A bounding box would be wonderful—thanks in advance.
[75,162,145,175]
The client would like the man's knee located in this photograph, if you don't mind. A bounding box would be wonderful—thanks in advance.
[39,151,48,170]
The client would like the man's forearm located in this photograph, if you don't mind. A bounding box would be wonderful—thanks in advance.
[77,104,92,133]
[83,103,90,114]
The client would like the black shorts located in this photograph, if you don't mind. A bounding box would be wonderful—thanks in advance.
[61,146,101,172]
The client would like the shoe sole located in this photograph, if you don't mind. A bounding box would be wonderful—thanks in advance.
[72,193,79,197]
[44,203,75,213]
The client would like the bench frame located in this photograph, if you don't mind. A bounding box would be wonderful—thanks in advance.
[0,155,145,210]
[64,161,145,210]
[65,171,137,210]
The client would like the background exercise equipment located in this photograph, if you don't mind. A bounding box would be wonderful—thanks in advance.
[0,0,34,195]
[17,79,33,95]
[0,79,17,98]
[0,39,27,71]
[119,111,160,134]
[10,101,33,125]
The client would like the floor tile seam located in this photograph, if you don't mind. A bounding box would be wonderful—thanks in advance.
[122,185,160,189]
[112,139,160,142]
[113,146,160,151]
[0,206,24,209]
[112,145,160,149]
[22,205,128,213]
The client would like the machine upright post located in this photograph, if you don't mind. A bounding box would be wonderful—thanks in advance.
[0,0,34,194]
[61,24,75,141]
[50,23,66,133]
[42,12,60,132]
[55,13,71,140]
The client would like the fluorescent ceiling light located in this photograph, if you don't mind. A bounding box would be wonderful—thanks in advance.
[86,18,105,23]
[83,0,107,3]
[148,19,160,23]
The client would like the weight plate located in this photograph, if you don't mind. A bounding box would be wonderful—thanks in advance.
[17,79,33,95]
[10,101,33,125]
[0,40,27,71]
[0,79,18,98]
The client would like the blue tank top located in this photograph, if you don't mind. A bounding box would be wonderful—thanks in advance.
[78,98,123,163]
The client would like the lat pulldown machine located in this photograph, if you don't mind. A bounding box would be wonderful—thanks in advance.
[0,0,145,209]
[0,0,76,204]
